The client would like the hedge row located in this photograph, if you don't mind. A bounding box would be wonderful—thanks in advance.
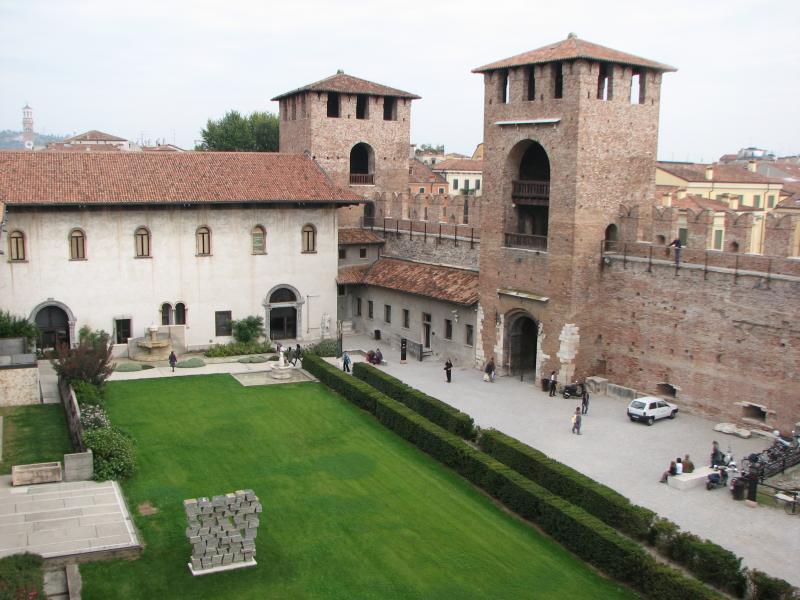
[303,354,721,600]
[352,362,476,440]
[478,429,655,539]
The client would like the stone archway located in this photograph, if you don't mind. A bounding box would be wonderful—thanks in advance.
[30,299,77,349]
[505,311,539,383]
[263,285,304,341]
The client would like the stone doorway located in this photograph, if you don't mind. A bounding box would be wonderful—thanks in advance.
[264,285,304,341]
[31,301,76,350]
[507,312,538,382]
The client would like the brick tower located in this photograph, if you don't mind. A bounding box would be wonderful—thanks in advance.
[473,34,675,384]
[273,71,419,226]
[21,104,34,150]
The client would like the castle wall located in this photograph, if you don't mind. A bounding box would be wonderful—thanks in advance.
[591,257,800,432]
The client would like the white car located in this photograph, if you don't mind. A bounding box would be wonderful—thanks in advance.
[627,396,678,425]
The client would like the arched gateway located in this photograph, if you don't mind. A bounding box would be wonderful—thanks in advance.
[505,311,539,382]
[30,300,76,349]
[264,285,304,340]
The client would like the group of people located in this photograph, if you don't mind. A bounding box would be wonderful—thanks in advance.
[276,342,303,366]
[341,348,382,373]
[659,454,696,483]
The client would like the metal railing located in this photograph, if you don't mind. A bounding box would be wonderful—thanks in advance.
[349,173,374,185]
[600,240,800,281]
[361,217,479,248]
[504,232,548,251]
[512,180,549,201]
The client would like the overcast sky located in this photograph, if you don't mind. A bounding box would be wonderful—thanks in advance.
[1,0,798,162]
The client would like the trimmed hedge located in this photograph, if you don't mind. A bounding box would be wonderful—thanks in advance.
[83,427,136,481]
[353,362,476,440]
[478,429,655,540]
[749,570,797,600]
[303,354,721,600]
[0,552,45,600]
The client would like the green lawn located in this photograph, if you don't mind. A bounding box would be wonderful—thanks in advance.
[0,404,72,474]
[81,375,636,600]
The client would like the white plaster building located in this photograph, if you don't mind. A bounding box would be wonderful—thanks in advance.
[431,158,483,197]
[0,151,361,353]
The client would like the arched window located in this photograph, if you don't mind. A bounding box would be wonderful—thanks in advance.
[135,227,151,257]
[175,302,186,325]
[69,229,86,260]
[161,303,172,325]
[302,224,316,253]
[8,230,26,261]
[196,226,211,256]
[252,226,266,254]
[604,224,619,251]
[349,143,375,185]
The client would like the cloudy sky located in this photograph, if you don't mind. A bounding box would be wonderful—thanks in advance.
[1,0,798,161]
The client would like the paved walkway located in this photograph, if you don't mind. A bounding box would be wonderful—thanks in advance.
[341,334,798,587]
[0,476,140,560]
[37,360,60,404]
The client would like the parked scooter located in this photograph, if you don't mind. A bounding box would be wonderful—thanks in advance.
[706,466,729,490]
[563,382,585,399]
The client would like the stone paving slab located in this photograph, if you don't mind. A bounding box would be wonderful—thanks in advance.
[0,475,139,559]
[342,333,800,588]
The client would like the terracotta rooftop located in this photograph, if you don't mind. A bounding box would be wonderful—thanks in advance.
[670,195,730,211]
[142,144,185,152]
[657,162,783,185]
[272,71,420,101]
[339,257,478,305]
[768,161,800,179]
[0,152,363,206]
[338,228,385,245]
[44,143,121,152]
[409,159,447,185]
[63,130,128,143]
[337,265,371,285]
[432,158,483,173]
[473,34,676,73]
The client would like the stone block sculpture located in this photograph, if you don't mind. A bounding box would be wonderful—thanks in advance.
[184,489,262,575]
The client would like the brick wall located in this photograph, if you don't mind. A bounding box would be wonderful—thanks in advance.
[591,257,800,431]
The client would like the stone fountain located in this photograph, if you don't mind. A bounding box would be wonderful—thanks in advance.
[269,350,293,380]
[135,325,172,362]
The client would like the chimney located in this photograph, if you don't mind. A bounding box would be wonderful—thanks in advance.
[729,195,739,210]
[677,189,686,199]
[704,166,714,181]
[662,192,672,207]
[747,160,757,173]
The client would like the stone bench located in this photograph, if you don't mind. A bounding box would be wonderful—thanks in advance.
[667,466,715,491]
[12,461,63,486]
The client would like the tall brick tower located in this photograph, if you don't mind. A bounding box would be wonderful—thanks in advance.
[272,71,420,226]
[21,104,34,150]
[473,34,675,383]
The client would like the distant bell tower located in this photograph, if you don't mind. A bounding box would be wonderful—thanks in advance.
[22,104,34,150]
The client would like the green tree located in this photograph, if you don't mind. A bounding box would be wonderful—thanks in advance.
[0,310,39,350]
[197,110,279,151]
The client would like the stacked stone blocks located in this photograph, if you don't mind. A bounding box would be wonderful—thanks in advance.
[184,489,262,575]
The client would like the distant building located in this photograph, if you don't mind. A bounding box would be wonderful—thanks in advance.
[21,105,34,150]
[415,148,445,166]
[408,159,448,195]
[432,158,483,196]
[718,147,776,164]
[49,130,132,151]
[471,143,484,160]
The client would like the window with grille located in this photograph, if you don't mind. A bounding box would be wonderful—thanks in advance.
[215,311,232,336]
[252,226,266,254]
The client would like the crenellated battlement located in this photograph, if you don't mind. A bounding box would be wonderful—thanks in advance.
[364,191,482,227]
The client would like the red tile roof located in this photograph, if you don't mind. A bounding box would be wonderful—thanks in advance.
[341,257,478,305]
[338,228,385,245]
[768,161,800,179]
[670,195,730,211]
[0,152,363,206]
[657,162,783,185]
[142,144,185,152]
[272,71,420,101]
[409,159,447,185]
[44,143,121,152]
[63,130,128,143]
[337,265,371,284]
[473,35,676,73]
[431,158,483,173]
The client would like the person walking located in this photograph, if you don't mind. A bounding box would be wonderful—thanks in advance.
[548,371,557,396]
[571,407,582,435]
[444,358,453,383]
[581,384,590,414]
[342,351,351,373]
[668,237,682,266]
[294,344,302,365]
[484,358,495,382]
[168,351,177,373]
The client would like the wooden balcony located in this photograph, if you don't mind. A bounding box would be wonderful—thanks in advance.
[349,173,374,185]
[512,180,549,205]
[504,232,547,251]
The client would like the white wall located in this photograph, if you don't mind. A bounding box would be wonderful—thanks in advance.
[1,205,339,348]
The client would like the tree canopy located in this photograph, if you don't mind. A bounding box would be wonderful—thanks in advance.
[197,110,279,152]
